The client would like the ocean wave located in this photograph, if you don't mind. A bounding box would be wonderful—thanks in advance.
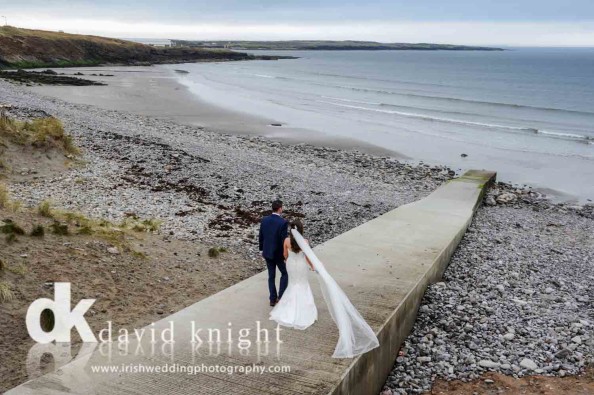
[537,130,594,144]
[240,71,594,116]
[342,87,594,116]
[249,73,294,82]
[321,96,381,106]
[286,75,594,116]
[307,71,450,89]
[319,100,594,144]
[252,74,276,79]
[322,96,496,119]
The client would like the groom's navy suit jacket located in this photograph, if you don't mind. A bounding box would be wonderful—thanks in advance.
[259,213,288,261]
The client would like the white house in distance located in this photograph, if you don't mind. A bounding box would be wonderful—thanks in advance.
[126,38,172,47]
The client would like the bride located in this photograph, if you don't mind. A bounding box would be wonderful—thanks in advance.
[270,221,379,358]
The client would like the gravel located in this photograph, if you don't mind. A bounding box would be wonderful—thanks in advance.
[383,191,594,394]
[0,79,451,263]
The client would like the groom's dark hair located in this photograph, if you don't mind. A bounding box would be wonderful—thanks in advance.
[272,200,283,212]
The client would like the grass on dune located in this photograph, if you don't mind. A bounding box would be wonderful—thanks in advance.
[30,225,44,237]
[208,246,228,258]
[6,263,27,276]
[0,183,20,211]
[0,157,8,172]
[0,219,25,235]
[0,281,13,303]
[0,112,79,156]
[0,183,9,208]
[37,201,53,217]
[36,200,161,245]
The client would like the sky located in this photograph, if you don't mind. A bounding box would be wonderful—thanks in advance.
[2,1,594,46]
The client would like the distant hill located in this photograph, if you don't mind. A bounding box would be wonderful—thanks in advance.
[0,27,288,69]
[170,40,504,51]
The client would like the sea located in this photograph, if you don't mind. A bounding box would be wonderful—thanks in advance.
[164,48,594,202]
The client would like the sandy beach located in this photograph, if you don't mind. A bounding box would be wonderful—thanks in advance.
[27,65,404,158]
[0,66,593,394]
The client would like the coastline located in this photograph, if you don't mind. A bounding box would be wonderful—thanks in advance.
[161,54,594,204]
[1,76,446,248]
[26,65,404,159]
[22,64,593,203]
[1,69,593,394]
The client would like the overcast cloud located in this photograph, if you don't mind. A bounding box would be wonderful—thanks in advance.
[1,1,593,46]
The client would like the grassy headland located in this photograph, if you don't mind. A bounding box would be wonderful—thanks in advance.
[0,26,290,69]
[170,39,504,51]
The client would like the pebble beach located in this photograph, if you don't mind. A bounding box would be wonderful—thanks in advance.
[1,72,593,394]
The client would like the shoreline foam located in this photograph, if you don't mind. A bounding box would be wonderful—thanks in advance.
[26,65,403,159]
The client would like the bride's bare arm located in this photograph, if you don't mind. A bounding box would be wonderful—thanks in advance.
[283,238,290,260]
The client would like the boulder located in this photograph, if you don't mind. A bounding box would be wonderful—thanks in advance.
[520,358,538,370]
[478,360,500,369]
[496,192,517,204]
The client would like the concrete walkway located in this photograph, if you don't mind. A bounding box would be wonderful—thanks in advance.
[8,170,495,395]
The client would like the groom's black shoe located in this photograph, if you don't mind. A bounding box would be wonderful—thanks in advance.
[270,300,276,307]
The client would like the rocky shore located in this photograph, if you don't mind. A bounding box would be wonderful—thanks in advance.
[0,69,108,86]
[383,188,594,393]
[1,78,592,394]
[0,80,451,262]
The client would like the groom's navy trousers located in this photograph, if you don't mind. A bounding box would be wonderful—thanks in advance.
[265,258,288,302]
[259,213,289,302]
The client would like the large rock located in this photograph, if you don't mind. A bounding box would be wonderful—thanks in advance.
[520,358,538,371]
[478,360,500,369]
[555,348,572,359]
[496,192,517,204]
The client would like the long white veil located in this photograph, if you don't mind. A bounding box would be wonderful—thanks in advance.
[291,229,379,358]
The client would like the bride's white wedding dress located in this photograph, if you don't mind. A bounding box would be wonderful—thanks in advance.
[270,229,379,358]
[269,250,318,330]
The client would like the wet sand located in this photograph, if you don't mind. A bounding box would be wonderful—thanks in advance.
[27,65,404,158]
[26,64,592,204]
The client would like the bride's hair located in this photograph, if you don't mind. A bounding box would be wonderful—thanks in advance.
[289,220,304,253]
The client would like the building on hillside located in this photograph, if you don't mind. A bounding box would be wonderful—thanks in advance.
[136,39,172,47]
[170,40,226,48]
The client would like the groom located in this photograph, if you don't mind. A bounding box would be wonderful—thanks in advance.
[259,200,289,307]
